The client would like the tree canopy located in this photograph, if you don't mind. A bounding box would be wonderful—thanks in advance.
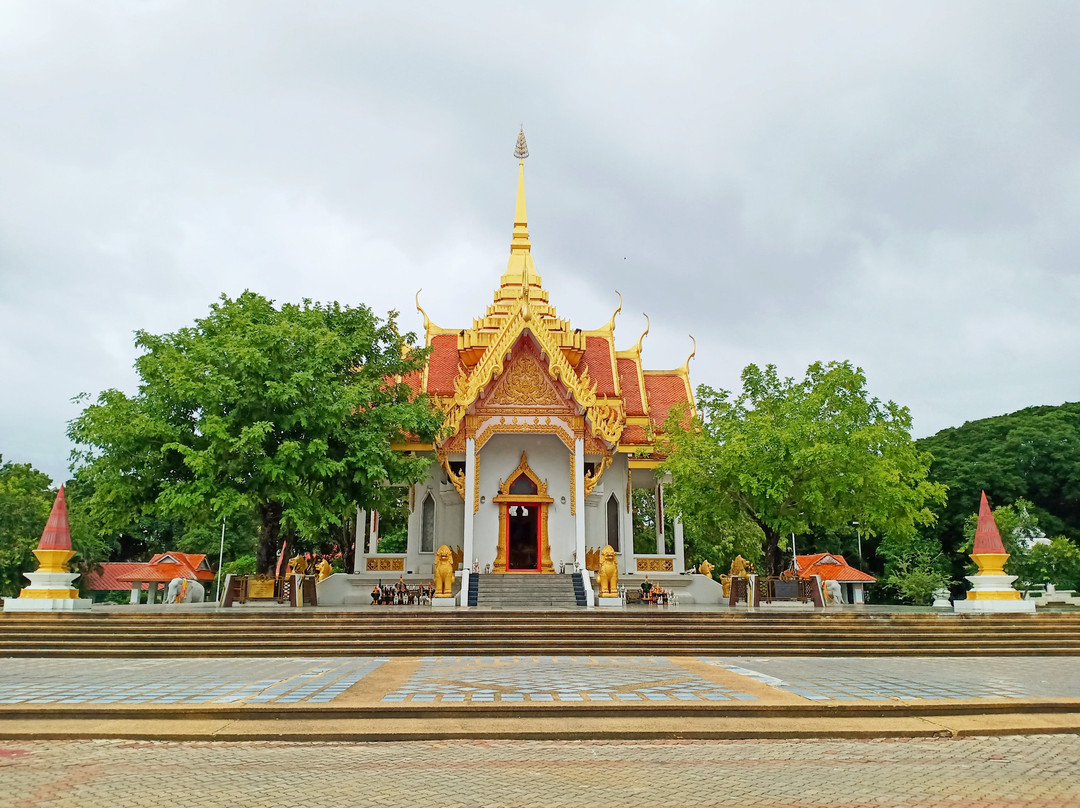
[68,291,442,574]
[659,361,946,576]
[917,402,1080,584]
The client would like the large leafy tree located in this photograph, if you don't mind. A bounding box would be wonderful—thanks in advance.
[0,457,54,596]
[69,291,442,574]
[918,403,1080,583]
[659,362,946,576]
[0,458,109,596]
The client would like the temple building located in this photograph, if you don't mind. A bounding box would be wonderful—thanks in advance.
[351,131,695,590]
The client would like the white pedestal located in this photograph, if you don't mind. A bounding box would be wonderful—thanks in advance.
[597,596,622,608]
[954,572,1036,613]
[431,596,457,608]
[4,597,91,612]
[954,598,1036,613]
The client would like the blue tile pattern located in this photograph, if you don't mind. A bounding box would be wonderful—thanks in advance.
[0,658,387,704]
[380,656,756,703]
[705,657,1080,701]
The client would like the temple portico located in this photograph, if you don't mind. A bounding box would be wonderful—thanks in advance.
[337,129,699,603]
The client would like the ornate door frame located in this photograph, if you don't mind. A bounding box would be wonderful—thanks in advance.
[492,452,554,573]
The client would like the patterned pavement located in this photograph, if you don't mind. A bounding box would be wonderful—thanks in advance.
[381,656,757,703]
[0,735,1078,807]
[0,658,387,705]
[709,657,1080,701]
[0,656,1078,706]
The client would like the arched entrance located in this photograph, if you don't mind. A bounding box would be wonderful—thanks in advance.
[492,452,554,573]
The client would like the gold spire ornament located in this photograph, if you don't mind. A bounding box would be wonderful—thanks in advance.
[514,127,529,160]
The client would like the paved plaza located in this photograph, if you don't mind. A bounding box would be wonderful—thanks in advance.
[1,655,1078,706]
[0,735,1078,807]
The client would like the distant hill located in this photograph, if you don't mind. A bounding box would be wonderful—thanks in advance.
[917,402,1080,578]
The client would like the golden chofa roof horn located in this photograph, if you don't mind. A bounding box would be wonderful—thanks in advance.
[682,334,697,374]
[633,313,650,354]
[602,290,623,332]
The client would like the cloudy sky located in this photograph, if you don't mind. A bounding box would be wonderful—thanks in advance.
[2,1,1078,485]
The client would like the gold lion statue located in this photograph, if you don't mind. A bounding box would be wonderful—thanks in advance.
[698,560,715,578]
[730,555,750,578]
[597,544,619,597]
[434,544,455,597]
[288,554,307,576]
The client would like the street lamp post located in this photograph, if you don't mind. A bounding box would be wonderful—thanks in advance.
[853,521,862,563]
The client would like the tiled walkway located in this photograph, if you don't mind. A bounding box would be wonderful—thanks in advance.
[381,656,757,703]
[1,656,1078,706]
[0,658,387,705]
[708,656,1080,701]
[1,736,1078,806]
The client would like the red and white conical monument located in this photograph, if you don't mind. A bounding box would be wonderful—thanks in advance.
[954,491,1035,613]
[4,486,92,612]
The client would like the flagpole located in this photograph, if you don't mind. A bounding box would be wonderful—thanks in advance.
[215,516,226,603]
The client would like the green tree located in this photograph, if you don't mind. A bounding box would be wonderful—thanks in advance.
[0,457,55,597]
[878,532,950,605]
[69,291,442,574]
[918,403,1080,584]
[0,458,110,597]
[659,362,946,576]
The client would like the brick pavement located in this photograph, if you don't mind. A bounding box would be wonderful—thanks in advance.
[0,735,1078,807]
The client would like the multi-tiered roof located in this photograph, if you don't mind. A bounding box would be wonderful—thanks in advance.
[404,129,695,459]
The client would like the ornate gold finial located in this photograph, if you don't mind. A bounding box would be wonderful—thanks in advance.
[514,126,529,160]
[682,334,697,373]
[633,313,650,354]
[603,291,623,332]
[415,288,432,333]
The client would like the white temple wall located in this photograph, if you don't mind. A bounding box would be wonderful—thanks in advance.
[406,458,465,576]
[474,433,574,571]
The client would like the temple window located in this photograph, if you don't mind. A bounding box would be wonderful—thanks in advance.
[420,493,436,554]
[509,474,538,495]
[607,494,620,552]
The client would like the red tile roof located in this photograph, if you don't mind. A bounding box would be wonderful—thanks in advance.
[427,334,464,395]
[619,425,650,445]
[89,553,216,590]
[580,336,617,396]
[796,554,876,583]
[85,562,147,591]
[643,373,691,429]
[617,358,647,416]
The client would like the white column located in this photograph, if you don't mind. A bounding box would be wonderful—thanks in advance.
[463,437,476,572]
[368,510,378,554]
[130,583,141,605]
[624,466,635,576]
[655,483,665,555]
[353,507,366,573]
[574,438,585,570]
[674,516,685,573]
[146,582,156,605]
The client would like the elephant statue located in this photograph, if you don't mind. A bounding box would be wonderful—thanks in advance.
[165,577,206,604]
[824,579,845,605]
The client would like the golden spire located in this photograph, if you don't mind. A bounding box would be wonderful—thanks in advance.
[500,126,542,299]
[510,127,531,255]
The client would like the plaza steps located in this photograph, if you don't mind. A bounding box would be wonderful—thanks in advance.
[472,573,586,608]
[1,611,1079,658]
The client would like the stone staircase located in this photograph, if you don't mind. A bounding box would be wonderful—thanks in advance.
[472,573,585,608]
[1,611,1078,658]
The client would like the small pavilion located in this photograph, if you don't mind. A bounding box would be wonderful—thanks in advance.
[87,553,215,604]
[796,553,876,604]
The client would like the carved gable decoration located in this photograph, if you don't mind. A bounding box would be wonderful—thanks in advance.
[483,339,565,409]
